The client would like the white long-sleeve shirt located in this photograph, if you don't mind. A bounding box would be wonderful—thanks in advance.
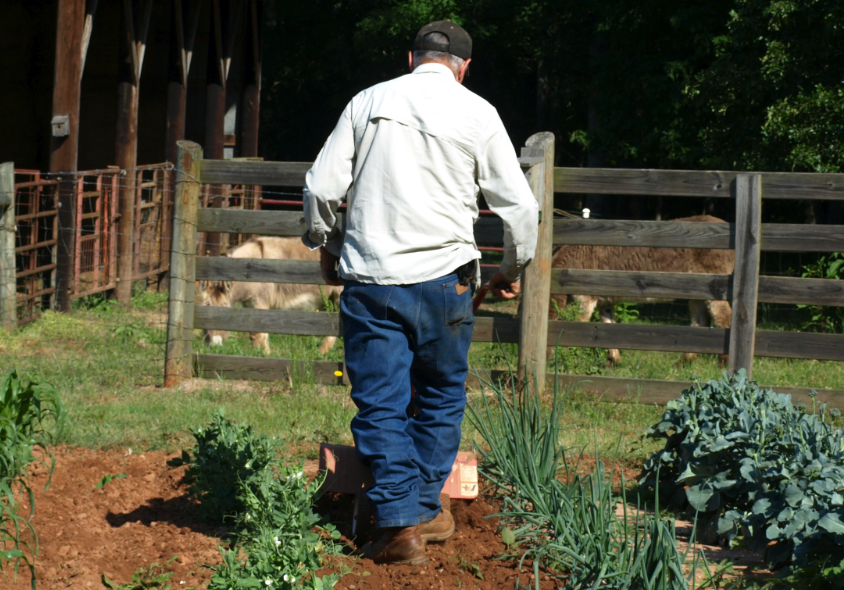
[302,62,538,285]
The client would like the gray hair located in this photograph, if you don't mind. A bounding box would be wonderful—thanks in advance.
[412,32,465,75]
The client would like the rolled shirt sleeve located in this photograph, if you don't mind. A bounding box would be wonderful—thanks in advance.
[302,103,356,257]
[475,114,539,281]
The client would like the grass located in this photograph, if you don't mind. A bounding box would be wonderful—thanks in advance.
[0,287,840,459]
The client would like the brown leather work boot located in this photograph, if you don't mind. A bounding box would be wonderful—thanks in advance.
[364,526,428,565]
[417,509,456,543]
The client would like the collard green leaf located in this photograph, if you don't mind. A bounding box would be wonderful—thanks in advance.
[818,513,844,535]
[687,486,720,512]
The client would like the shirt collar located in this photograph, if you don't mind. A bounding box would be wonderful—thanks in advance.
[412,63,456,79]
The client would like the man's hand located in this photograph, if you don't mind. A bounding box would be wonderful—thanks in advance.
[320,247,343,286]
[487,270,520,301]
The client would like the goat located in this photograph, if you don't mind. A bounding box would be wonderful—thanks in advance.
[198,237,342,355]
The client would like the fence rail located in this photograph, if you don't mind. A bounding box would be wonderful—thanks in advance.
[164,139,844,403]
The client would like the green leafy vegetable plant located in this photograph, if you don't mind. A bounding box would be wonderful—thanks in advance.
[167,410,281,524]
[172,412,341,590]
[640,370,844,567]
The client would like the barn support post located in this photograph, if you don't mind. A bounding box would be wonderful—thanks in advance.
[728,174,763,378]
[164,141,202,387]
[115,0,153,305]
[165,0,201,165]
[51,0,86,312]
[518,132,555,393]
[240,0,262,158]
[164,3,188,167]
[0,163,16,330]
[203,0,227,257]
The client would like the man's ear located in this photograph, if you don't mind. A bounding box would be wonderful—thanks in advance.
[456,58,472,84]
[408,51,414,72]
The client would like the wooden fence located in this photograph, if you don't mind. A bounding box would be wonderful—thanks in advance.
[163,139,844,405]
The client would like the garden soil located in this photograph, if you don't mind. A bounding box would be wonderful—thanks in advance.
[5,446,765,590]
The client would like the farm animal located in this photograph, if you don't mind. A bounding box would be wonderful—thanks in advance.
[199,236,342,355]
[550,215,734,365]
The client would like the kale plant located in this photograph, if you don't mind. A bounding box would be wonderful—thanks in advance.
[640,370,844,567]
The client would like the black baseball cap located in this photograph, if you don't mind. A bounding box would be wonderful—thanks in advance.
[413,21,472,60]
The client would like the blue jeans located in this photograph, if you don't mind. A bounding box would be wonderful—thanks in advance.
[341,272,474,528]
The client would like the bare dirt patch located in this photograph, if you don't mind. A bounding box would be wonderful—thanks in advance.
[8,446,225,589]
[5,446,768,590]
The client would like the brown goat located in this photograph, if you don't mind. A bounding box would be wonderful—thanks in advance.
[550,215,734,365]
[199,237,342,355]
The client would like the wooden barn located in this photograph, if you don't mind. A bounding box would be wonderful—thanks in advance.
[0,0,264,308]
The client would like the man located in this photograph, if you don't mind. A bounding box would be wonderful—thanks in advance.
[302,21,538,565]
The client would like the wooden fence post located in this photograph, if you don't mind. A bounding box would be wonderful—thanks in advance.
[729,174,762,378]
[164,141,202,386]
[518,132,555,393]
[0,162,16,330]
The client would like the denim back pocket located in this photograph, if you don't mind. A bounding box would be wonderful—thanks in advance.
[443,280,473,326]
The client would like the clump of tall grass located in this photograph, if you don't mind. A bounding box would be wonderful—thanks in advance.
[0,369,64,587]
[466,368,711,590]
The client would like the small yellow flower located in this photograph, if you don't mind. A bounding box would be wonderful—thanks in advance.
[334,370,343,377]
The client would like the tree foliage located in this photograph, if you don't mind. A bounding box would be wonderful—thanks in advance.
[260,0,844,177]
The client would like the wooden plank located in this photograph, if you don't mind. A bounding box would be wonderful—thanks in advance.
[551,269,731,301]
[195,354,349,385]
[196,257,324,283]
[518,133,554,391]
[758,276,844,307]
[196,256,504,287]
[197,208,312,236]
[762,224,844,252]
[198,208,507,247]
[195,306,520,343]
[195,306,341,336]
[554,168,844,200]
[0,163,15,329]
[554,219,732,248]
[552,269,843,307]
[200,160,312,186]
[164,141,201,387]
[194,356,844,408]
[755,331,844,361]
[553,219,844,252]
[547,321,729,354]
[729,175,763,377]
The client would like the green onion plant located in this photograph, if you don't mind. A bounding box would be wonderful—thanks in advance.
[467,365,711,590]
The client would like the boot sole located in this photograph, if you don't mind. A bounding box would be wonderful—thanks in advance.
[420,520,456,544]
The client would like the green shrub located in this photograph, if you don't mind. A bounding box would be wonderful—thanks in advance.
[168,410,281,524]
[640,370,844,567]
[467,369,706,590]
[171,412,341,589]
